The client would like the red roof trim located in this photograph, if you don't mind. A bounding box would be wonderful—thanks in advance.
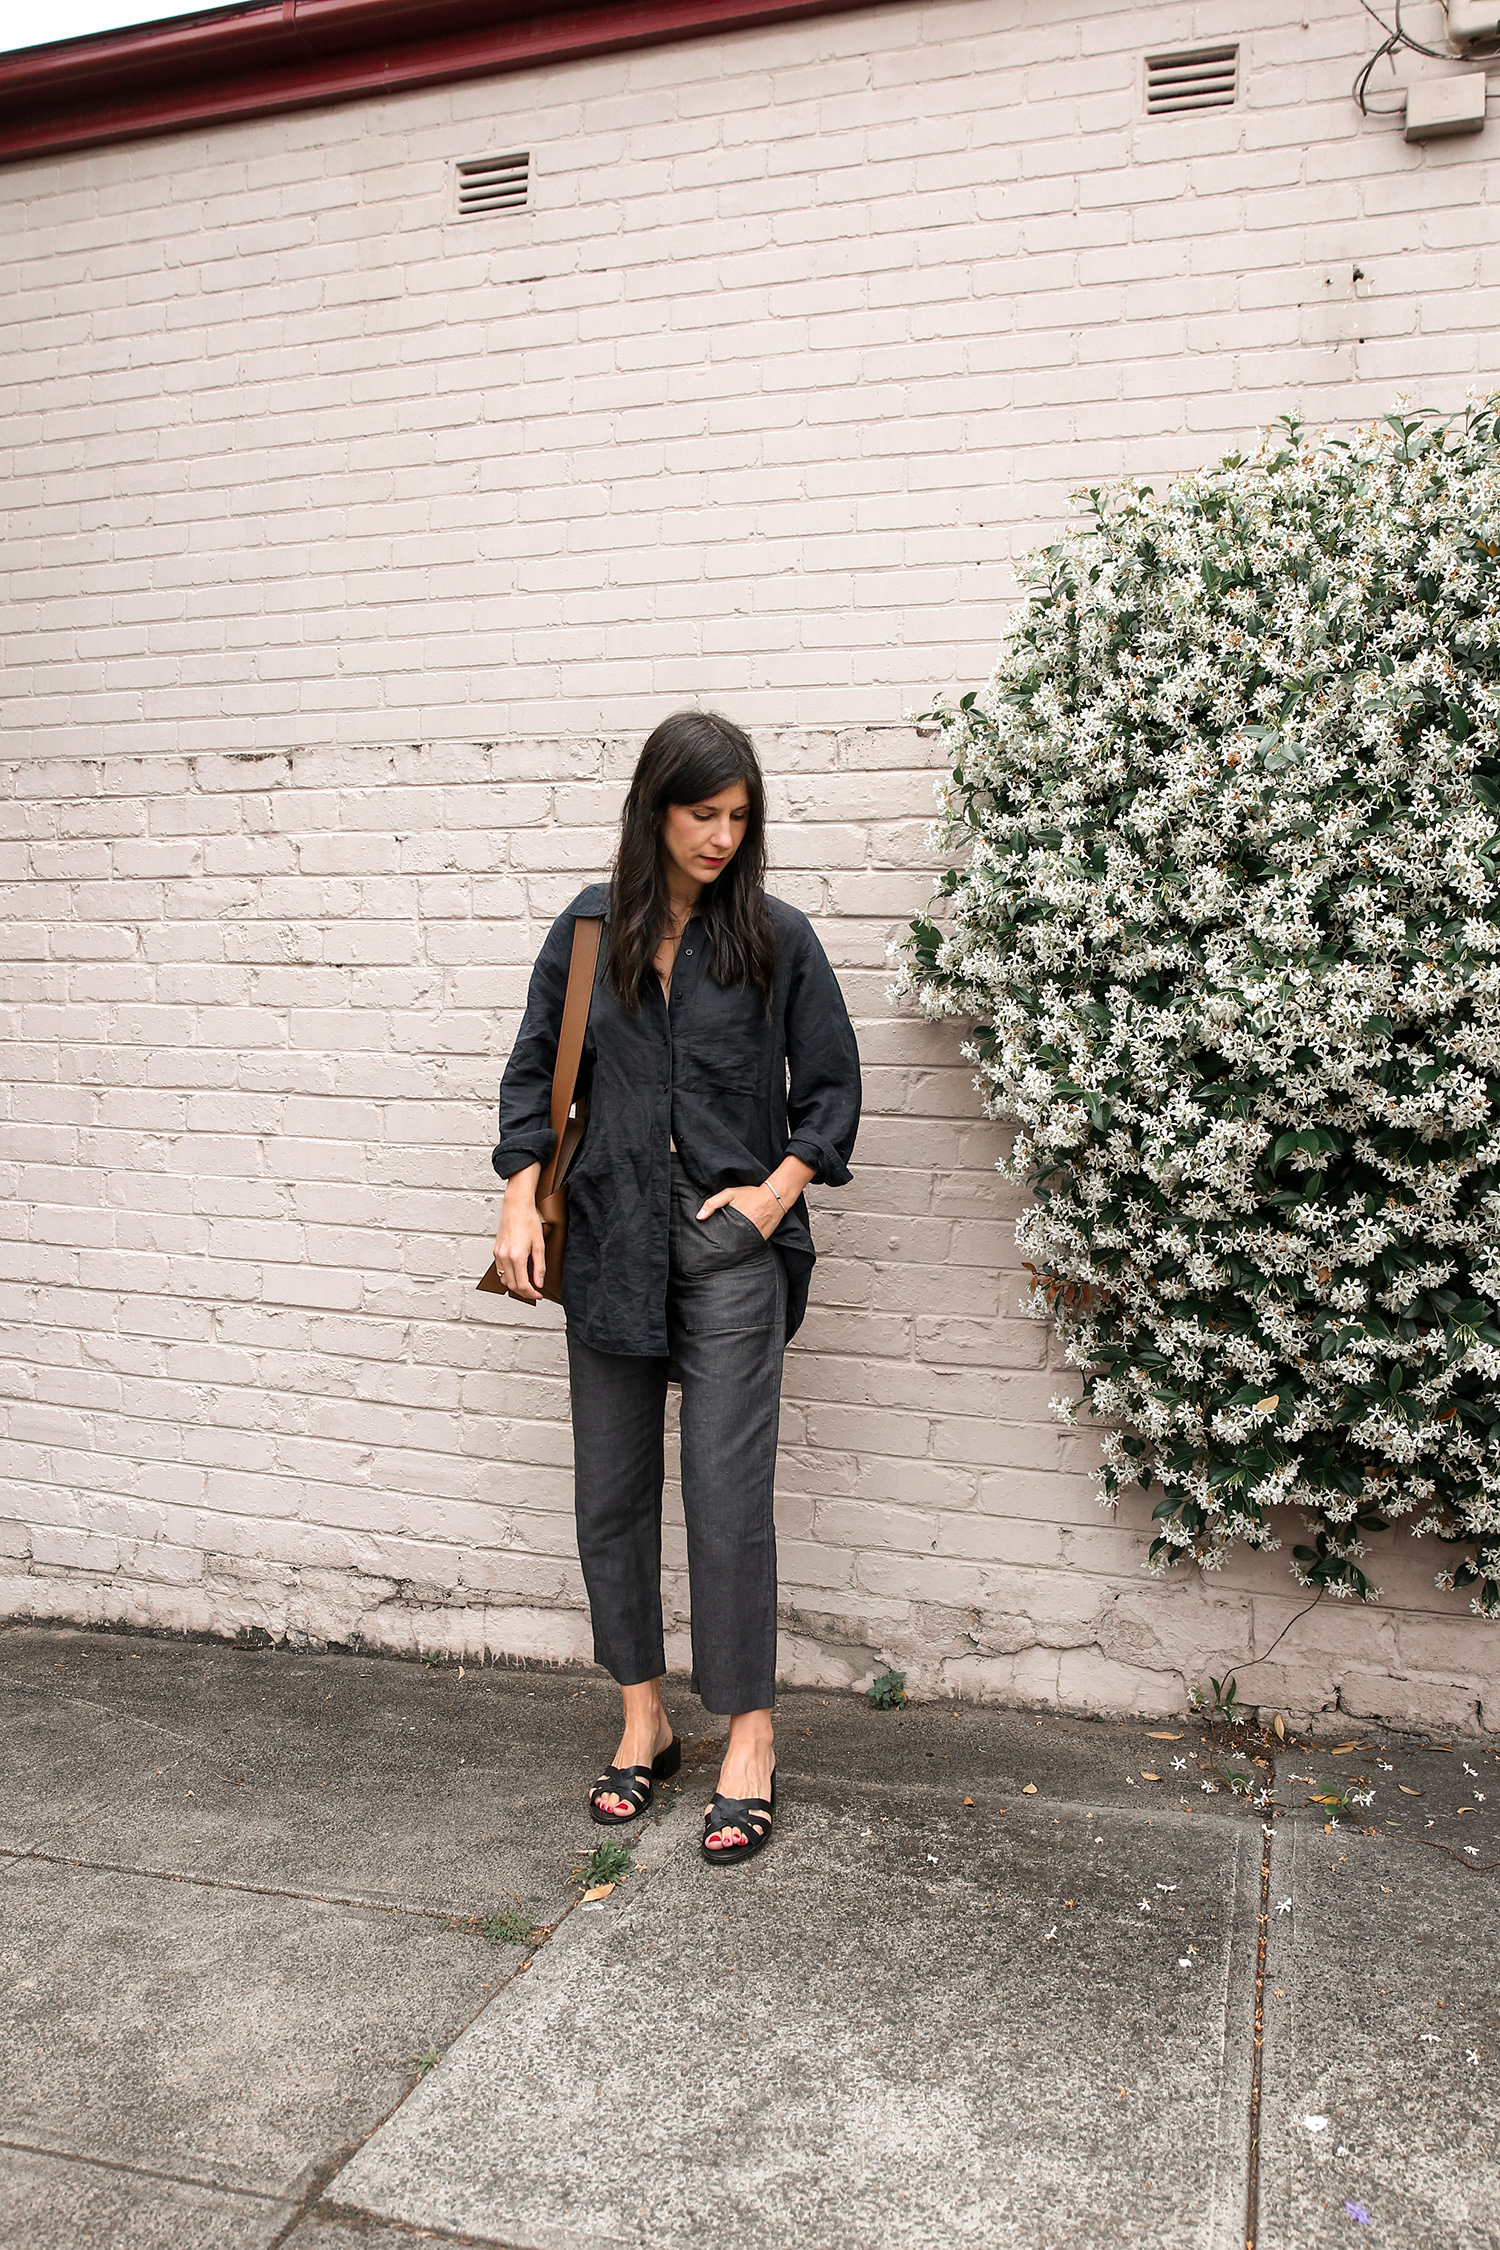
[0,0,883,166]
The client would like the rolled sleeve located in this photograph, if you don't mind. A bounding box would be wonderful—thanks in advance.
[783,924,861,1188]
[492,905,576,1181]
[785,1129,852,1187]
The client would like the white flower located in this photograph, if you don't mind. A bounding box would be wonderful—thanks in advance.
[892,403,1500,1621]
[1277,1897,1293,1913]
[1172,1756,1188,1771]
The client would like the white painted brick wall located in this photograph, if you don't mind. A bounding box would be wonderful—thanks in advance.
[4,734,1496,1732]
[3,0,1499,1728]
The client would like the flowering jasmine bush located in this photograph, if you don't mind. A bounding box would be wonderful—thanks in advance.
[892,406,1500,1615]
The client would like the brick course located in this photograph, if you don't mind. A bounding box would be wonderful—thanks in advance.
[3,0,1499,1726]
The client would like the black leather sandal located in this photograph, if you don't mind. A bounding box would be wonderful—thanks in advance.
[701,1769,776,1865]
[588,1736,680,1825]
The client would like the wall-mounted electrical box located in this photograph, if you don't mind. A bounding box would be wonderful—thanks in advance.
[1404,70,1488,138]
[1445,0,1500,45]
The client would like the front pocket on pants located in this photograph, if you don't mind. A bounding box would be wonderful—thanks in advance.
[719,1204,768,1253]
[683,1201,767,1273]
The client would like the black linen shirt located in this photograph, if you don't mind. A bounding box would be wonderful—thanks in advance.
[493,883,861,1356]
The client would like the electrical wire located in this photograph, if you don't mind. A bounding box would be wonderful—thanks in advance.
[1352,0,1498,118]
[1235,1589,1324,1675]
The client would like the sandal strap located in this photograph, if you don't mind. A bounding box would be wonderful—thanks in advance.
[705,1791,772,1835]
[592,1764,651,1811]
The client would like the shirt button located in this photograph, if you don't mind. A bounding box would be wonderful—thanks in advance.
[684,948,692,956]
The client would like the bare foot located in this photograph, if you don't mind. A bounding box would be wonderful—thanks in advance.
[593,1691,675,1820]
[705,1714,774,1850]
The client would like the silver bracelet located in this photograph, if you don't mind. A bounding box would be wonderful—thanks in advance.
[763,1178,787,1218]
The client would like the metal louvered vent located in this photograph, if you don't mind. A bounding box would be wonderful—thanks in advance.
[1146,46,1239,115]
[455,151,529,218]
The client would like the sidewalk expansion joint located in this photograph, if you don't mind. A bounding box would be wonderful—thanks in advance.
[295,1787,702,2241]
[267,1912,565,2248]
[0,2133,287,2206]
[308,2198,530,2247]
[0,1843,534,1933]
[1244,1810,1274,2250]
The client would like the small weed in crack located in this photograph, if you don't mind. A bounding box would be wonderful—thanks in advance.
[477,1906,538,1945]
[573,1839,633,1889]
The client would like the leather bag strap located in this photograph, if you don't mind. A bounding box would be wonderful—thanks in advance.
[539,915,602,1200]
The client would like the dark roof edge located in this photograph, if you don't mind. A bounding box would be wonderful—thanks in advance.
[0,0,884,167]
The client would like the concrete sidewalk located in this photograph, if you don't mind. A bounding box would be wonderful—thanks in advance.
[1,1626,1495,2250]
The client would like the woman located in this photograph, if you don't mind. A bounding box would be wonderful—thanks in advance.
[492,711,861,1865]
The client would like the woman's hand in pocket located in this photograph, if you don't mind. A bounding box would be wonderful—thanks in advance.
[695,1184,780,1241]
[495,1167,546,1299]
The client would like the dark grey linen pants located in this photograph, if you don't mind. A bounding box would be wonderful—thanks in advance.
[566,1153,789,1714]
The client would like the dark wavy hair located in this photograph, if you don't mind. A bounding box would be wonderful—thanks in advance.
[607,710,775,1013]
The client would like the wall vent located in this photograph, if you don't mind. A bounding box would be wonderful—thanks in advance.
[455,151,529,218]
[1145,46,1239,115]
